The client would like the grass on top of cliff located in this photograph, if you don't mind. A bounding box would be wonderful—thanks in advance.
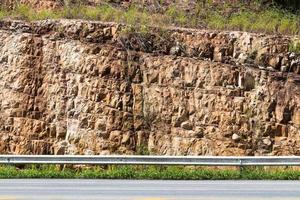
[0,165,300,180]
[0,2,300,35]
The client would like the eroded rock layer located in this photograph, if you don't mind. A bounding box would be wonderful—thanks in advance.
[0,20,299,155]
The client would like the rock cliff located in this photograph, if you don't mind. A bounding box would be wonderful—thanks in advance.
[0,19,299,155]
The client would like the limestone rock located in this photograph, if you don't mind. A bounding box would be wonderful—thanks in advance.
[263,138,272,146]
[232,134,240,141]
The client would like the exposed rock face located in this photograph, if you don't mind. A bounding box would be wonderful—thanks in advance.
[0,19,299,155]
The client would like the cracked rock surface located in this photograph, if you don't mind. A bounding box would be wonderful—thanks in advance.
[0,19,299,155]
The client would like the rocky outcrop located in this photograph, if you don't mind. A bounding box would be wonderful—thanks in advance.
[0,19,299,155]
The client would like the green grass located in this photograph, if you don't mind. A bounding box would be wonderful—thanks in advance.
[0,3,300,35]
[0,165,300,180]
[289,39,300,53]
[166,5,188,27]
[225,8,300,34]
[0,8,8,20]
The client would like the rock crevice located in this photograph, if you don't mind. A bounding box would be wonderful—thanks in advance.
[0,19,299,155]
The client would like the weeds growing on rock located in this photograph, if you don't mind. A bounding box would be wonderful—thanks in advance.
[0,10,7,20]
[289,40,300,53]
[135,145,150,155]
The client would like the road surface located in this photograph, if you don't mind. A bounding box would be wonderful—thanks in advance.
[0,179,299,200]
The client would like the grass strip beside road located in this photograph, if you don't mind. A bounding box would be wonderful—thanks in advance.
[0,165,299,180]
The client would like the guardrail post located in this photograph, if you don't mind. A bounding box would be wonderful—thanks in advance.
[6,157,14,168]
[239,159,244,178]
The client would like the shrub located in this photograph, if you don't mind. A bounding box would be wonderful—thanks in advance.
[289,40,300,53]
[229,11,254,31]
[98,5,122,22]
[166,5,188,27]
[206,12,227,30]
[11,4,32,20]
[0,9,7,20]
[135,145,150,155]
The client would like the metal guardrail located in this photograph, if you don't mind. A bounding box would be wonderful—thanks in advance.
[0,155,300,166]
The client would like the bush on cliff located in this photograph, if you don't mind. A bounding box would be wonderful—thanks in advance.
[289,40,300,53]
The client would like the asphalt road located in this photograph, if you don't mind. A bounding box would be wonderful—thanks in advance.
[0,179,299,200]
